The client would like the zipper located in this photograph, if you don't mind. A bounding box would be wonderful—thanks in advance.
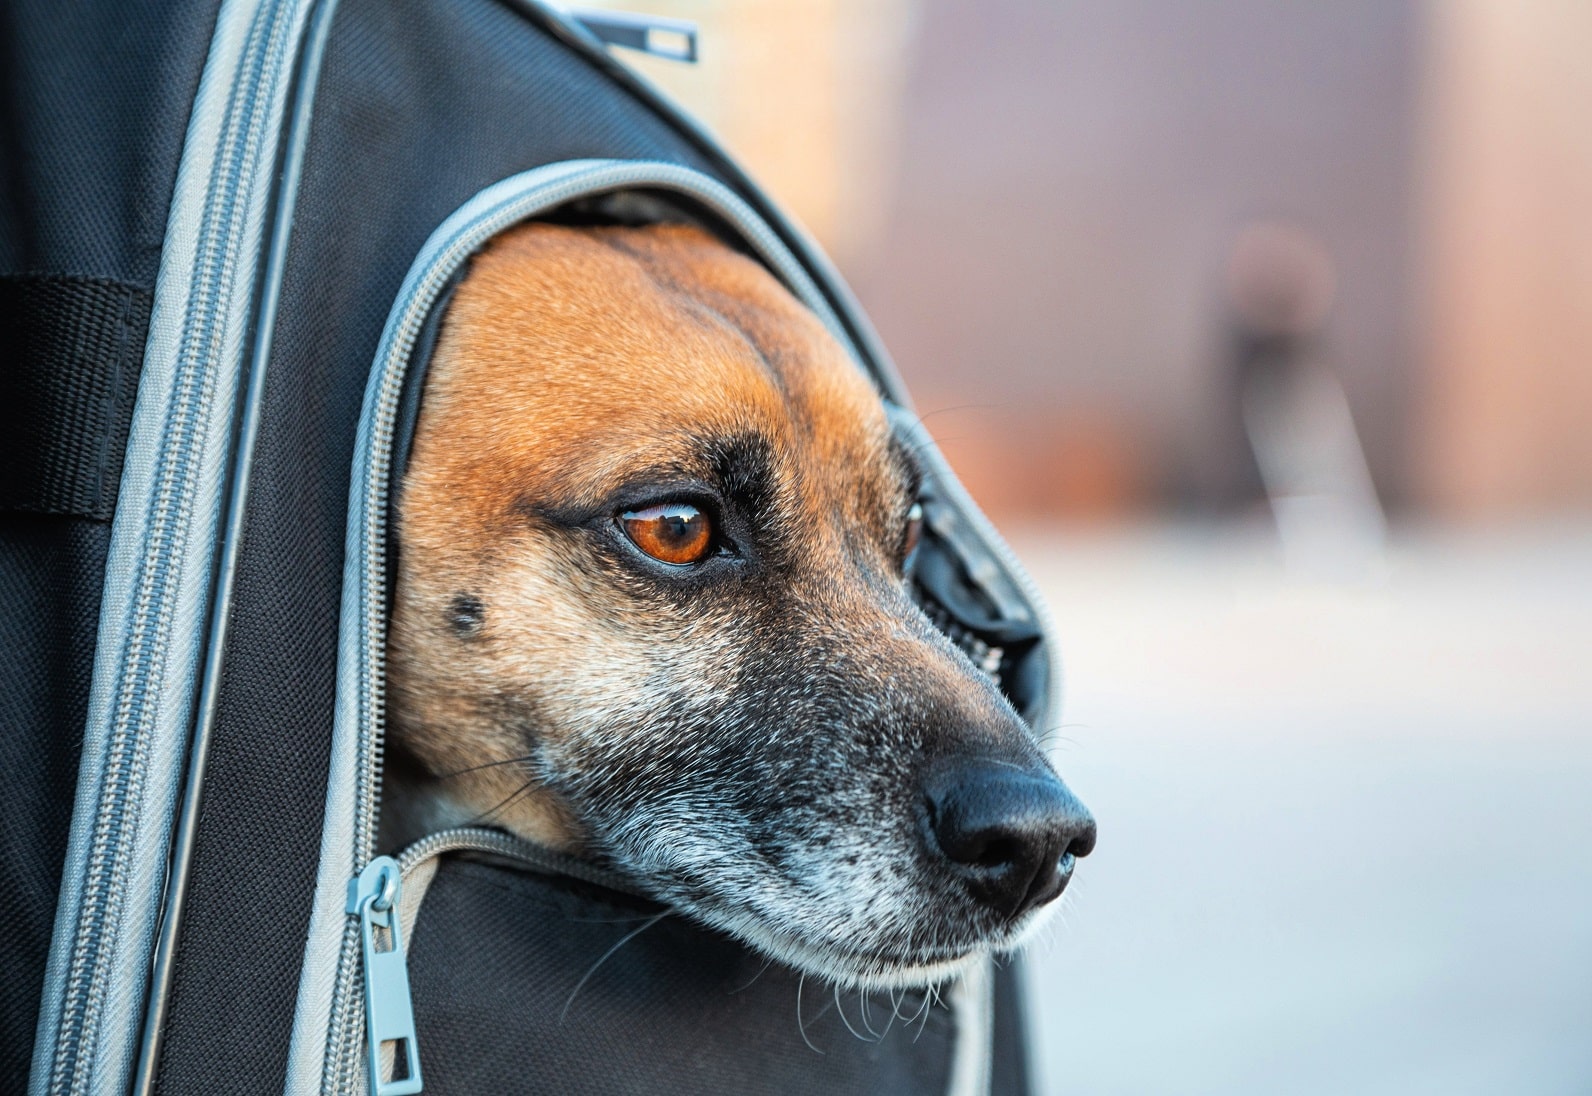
[317,158,1045,1095]
[316,159,869,1094]
[343,829,639,1096]
[394,827,639,894]
[347,858,421,1096]
[887,405,1061,728]
[41,1,311,1093]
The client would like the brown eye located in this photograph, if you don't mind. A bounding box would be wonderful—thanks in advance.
[620,502,715,566]
[901,501,924,564]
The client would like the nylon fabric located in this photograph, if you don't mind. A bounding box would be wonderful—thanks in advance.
[0,520,113,1090]
[989,962,1031,1096]
[0,0,220,283]
[0,0,219,1087]
[406,856,958,1096]
[0,275,149,520]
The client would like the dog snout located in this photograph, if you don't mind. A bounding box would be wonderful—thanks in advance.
[923,759,1096,922]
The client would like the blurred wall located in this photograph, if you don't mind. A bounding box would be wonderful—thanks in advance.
[565,1,1592,524]
[1415,0,1592,521]
[853,0,1419,519]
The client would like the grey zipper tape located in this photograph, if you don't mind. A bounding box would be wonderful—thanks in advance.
[290,157,1041,1096]
[381,826,994,1096]
[32,1,319,1093]
[287,158,885,1096]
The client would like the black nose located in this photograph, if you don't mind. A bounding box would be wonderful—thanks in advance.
[924,760,1096,921]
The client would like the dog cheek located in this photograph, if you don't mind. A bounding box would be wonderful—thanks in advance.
[526,611,751,806]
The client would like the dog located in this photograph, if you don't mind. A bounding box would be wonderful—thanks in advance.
[384,220,1095,990]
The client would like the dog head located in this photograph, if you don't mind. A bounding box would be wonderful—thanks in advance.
[388,221,1094,988]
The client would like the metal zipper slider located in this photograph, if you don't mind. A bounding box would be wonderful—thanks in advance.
[347,857,423,1095]
[569,9,698,63]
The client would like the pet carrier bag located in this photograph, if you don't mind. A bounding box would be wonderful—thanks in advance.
[2,2,1062,1093]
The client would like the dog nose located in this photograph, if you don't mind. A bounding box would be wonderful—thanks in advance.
[924,761,1096,921]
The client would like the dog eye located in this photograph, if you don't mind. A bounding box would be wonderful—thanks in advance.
[620,502,715,566]
[901,501,924,566]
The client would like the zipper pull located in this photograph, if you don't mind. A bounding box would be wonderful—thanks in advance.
[347,857,423,1095]
[569,9,698,63]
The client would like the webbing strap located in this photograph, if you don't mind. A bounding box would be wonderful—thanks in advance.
[0,274,150,521]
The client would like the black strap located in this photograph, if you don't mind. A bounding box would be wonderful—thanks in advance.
[0,274,150,521]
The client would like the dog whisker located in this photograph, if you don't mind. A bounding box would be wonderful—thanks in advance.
[795,973,824,1055]
[560,911,669,1022]
[910,984,935,1042]
[889,985,911,1024]
[908,401,1011,425]
[468,777,538,824]
[1036,721,1090,751]
[832,984,874,1044]
[434,753,537,779]
[806,987,840,1025]
[858,988,881,1040]
[727,955,777,996]
[896,434,967,462]
[870,985,896,1039]
[564,911,671,925]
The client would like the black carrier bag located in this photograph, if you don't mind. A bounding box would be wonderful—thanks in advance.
[3,2,1061,1093]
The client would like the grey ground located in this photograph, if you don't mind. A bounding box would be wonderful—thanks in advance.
[1014,522,1592,1095]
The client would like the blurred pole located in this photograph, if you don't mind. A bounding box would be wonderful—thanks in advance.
[1227,221,1387,580]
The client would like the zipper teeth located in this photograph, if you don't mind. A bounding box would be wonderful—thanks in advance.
[349,161,821,871]
[916,593,1005,681]
[325,158,1050,1092]
[329,165,707,1095]
[394,826,640,896]
[395,827,528,874]
[927,472,1063,732]
[892,405,1060,735]
[47,4,294,1092]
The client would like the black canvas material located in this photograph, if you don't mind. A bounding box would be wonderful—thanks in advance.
[0,275,148,521]
[0,518,117,1089]
[0,0,219,1087]
[405,856,962,1096]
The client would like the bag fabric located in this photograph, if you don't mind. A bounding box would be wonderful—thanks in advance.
[349,824,1033,1096]
[405,853,974,1096]
[0,0,219,1086]
[4,1,1054,1092]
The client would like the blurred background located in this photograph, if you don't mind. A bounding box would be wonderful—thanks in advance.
[569,2,1592,1091]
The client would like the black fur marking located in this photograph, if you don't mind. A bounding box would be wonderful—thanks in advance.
[447,592,485,636]
[700,432,782,538]
[887,433,925,510]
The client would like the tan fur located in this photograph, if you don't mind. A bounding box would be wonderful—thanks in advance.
[387,223,900,850]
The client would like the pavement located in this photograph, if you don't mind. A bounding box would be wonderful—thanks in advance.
[1009,521,1592,1095]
